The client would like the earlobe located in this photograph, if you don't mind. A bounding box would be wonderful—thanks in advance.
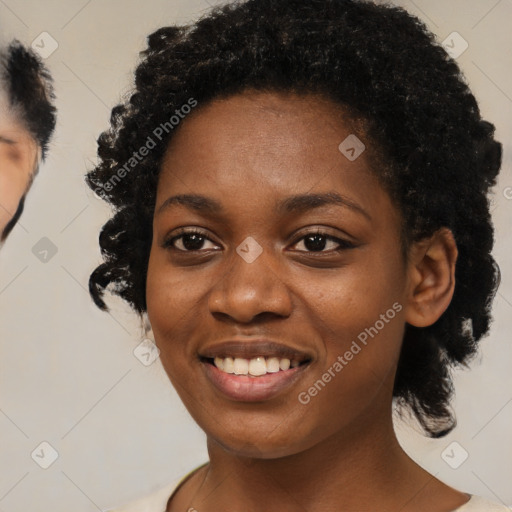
[404,228,458,328]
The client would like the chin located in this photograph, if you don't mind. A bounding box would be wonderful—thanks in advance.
[202,414,319,460]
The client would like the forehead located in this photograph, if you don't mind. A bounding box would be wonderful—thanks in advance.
[0,86,34,140]
[157,91,398,227]
[0,88,21,132]
[168,90,354,145]
[0,89,40,175]
[162,91,366,184]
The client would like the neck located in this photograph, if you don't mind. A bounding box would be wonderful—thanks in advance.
[196,404,434,511]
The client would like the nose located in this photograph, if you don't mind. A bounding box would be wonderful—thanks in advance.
[207,244,293,324]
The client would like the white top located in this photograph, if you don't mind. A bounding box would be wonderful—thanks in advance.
[107,477,511,512]
[108,462,512,512]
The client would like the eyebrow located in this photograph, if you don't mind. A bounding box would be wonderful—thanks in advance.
[0,135,16,145]
[157,192,371,220]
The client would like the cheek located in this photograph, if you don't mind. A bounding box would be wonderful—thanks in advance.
[296,248,407,396]
[301,245,406,334]
[292,287,405,445]
[146,245,209,364]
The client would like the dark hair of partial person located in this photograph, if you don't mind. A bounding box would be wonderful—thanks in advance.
[0,39,57,159]
[85,0,502,437]
[0,195,25,242]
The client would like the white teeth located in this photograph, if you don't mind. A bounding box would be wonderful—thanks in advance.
[211,356,304,376]
[233,358,249,375]
[249,357,267,376]
[223,357,234,373]
[279,358,290,371]
[266,357,280,373]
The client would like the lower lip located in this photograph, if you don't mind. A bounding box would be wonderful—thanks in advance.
[201,361,310,402]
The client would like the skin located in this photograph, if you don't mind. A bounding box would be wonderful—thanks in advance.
[0,98,39,241]
[146,91,465,512]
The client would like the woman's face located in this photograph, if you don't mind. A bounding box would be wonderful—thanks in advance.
[146,91,412,457]
[0,99,38,241]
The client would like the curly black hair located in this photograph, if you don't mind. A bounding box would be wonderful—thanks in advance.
[86,0,502,437]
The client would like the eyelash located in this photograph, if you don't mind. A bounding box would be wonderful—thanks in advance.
[163,228,356,254]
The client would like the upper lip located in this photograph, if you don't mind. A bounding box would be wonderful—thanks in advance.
[199,339,313,362]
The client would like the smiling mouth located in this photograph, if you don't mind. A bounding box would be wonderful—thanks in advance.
[201,356,311,377]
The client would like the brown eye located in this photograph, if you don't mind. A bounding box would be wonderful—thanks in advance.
[291,231,355,253]
[164,229,219,252]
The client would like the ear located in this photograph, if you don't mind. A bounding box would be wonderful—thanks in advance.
[404,228,458,328]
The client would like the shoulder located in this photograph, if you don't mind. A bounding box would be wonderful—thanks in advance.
[105,480,179,512]
[104,463,208,512]
[455,495,511,511]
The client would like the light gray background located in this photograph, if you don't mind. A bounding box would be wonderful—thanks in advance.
[0,1,511,511]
